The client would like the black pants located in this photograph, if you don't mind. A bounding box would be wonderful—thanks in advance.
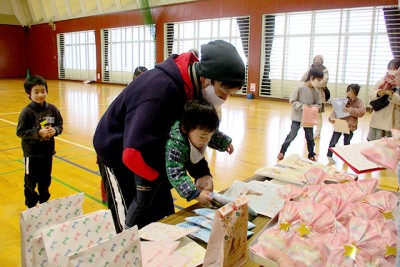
[24,156,53,208]
[102,162,175,233]
[327,131,354,157]
[280,121,315,158]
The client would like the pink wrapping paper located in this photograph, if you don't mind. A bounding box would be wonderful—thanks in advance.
[287,234,327,266]
[329,196,353,228]
[355,179,378,196]
[350,202,384,222]
[251,179,398,266]
[278,201,300,226]
[347,217,386,260]
[302,167,330,185]
[365,190,398,220]
[254,201,300,251]
[276,184,306,201]
[324,232,354,267]
[361,137,400,170]
[301,105,319,128]
[370,219,397,262]
[297,201,336,235]
[324,183,366,203]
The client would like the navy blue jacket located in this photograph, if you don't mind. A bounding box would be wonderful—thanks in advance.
[94,54,194,180]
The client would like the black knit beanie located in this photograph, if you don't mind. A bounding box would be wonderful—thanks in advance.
[200,40,245,85]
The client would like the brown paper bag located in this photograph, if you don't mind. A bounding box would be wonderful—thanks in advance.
[203,195,250,267]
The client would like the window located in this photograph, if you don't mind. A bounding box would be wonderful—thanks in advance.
[57,30,96,81]
[164,17,250,94]
[101,25,155,84]
[261,6,398,105]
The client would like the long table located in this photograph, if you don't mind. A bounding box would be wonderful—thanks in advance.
[160,175,273,267]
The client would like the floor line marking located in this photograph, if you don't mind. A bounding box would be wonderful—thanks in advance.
[0,118,95,151]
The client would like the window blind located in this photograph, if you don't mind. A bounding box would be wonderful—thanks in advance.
[260,6,398,106]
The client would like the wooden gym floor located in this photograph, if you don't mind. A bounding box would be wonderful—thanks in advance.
[0,78,397,265]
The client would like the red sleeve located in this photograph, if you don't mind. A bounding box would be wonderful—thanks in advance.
[122,148,159,181]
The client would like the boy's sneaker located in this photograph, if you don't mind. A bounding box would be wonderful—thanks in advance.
[327,157,336,164]
[308,155,317,162]
[277,152,284,160]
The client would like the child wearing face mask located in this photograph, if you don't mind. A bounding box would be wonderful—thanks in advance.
[301,55,330,139]
[327,84,366,164]
[277,67,323,162]
[165,98,232,204]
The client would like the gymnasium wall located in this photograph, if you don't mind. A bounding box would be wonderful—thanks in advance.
[0,25,26,78]
[0,0,396,92]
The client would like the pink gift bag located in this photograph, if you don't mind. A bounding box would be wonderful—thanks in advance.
[301,105,319,128]
[203,195,250,267]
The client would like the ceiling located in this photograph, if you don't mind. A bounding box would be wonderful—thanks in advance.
[0,0,196,27]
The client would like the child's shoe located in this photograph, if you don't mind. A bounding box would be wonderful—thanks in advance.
[277,152,285,160]
[308,155,317,162]
[327,157,336,164]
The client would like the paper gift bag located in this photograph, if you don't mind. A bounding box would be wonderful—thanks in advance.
[203,195,250,267]
[20,193,84,267]
[68,226,142,267]
[301,105,319,128]
[33,209,115,267]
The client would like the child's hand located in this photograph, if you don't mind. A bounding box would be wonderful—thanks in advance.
[38,128,48,138]
[196,190,213,205]
[196,175,214,191]
[329,118,336,124]
[225,143,234,154]
[45,126,56,138]
[384,89,394,97]
[343,107,350,113]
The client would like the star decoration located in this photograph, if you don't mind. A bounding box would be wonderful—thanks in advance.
[297,223,311,237]
[385,245,397,257]
[343,243,359,260]
[280,222,291,232]
[383,211,394,220]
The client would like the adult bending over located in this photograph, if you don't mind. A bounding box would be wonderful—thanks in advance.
[93,40,245,232]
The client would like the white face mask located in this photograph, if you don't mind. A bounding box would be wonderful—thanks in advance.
[311,80,320,89]
[202,85,225,107]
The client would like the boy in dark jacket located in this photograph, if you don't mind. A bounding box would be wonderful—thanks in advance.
[17,75,63,208]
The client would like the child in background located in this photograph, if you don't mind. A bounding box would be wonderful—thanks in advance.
[327,84,366,164]
[133,66,148,80]
[165,98,232,204]
[277,67,323,162]
[16,75,63,208]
